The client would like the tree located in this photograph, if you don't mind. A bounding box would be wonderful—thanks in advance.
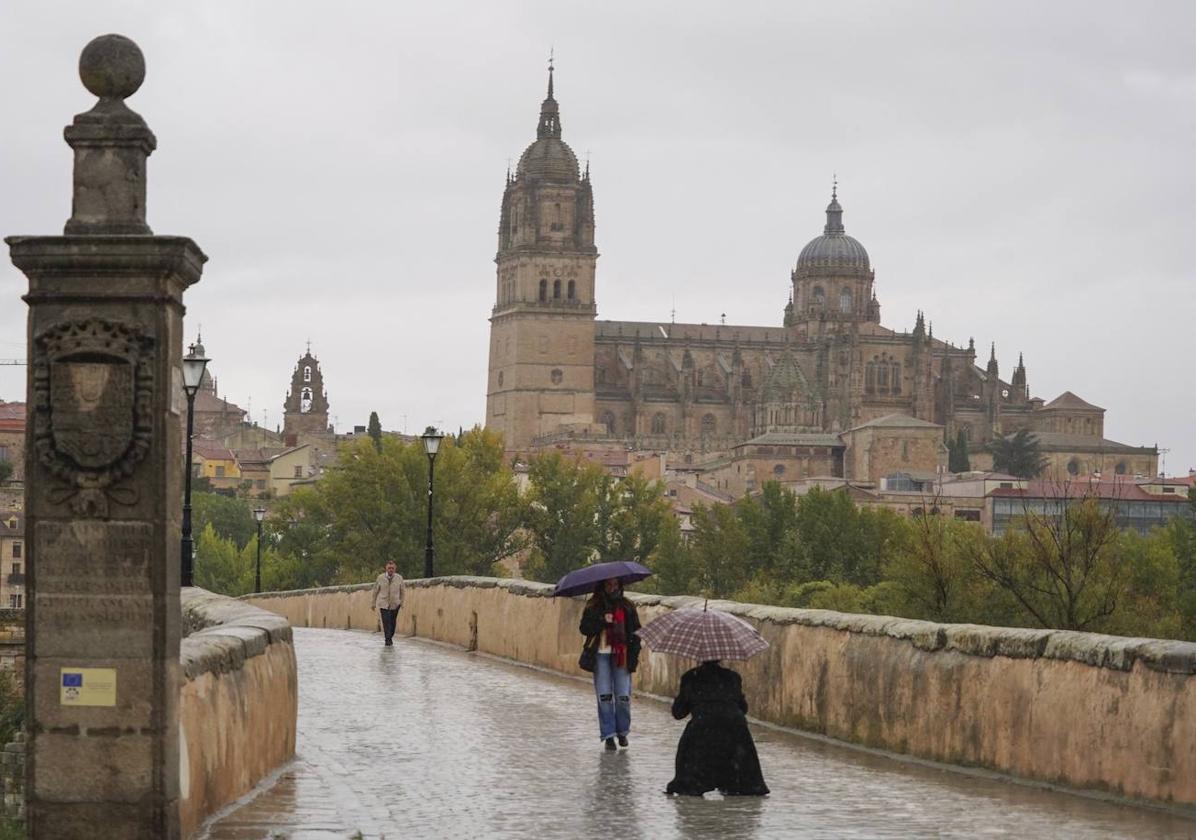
[644,517,693,596]
[792,487,906,586]
[687,502,750,598]
[192,491,256,549]
[597,472,674,566]
[948,429,971,473]
[523,452,611,583]
[990,428,1048,478]
[367,411,383,452]
[968,493,1124,631]
[737,482,799,580]
[885,510,984,622]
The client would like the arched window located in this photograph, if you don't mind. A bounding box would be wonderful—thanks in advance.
[891,362,901,394]
[773,463,786,476]
[300,387,313,414]
[701,414,716,437]
[550,369,563,385]
[600,411,616,435]
[865,362,876,394]
[1067,458,1080,476]
[303,365,312,383]
[812,286,825,307]
[651,413,667,435]
[696,370,704,387]
[840,288,853,313]
[741,371,752,387]
[553,280,561,299]
[567,280,576,300]
[1114,461,1127,475]
[877,362,889,392]
[539,279,547,302]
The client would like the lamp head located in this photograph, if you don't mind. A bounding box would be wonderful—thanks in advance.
[253,506,266,523]
[182,343,210,396]
[421,426,444,458]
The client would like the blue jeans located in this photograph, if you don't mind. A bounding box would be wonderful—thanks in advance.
[593,653,631,740]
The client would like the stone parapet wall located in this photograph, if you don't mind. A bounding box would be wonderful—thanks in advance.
[179,588,297,838]
[245,577,1196,809]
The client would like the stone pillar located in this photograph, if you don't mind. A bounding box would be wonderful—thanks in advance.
[5,35,205,839]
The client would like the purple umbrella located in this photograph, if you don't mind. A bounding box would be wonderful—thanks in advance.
[552,560,653,598]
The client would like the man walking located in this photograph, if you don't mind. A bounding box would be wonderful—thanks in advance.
[372,560,404,646]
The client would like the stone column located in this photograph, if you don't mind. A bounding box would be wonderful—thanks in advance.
[6,35,205,839]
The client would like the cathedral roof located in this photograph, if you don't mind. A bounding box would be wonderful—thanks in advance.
[516,63,580,183]
[848,413,941,432]
[1042,391,1103,412]
[796,186,871,271]
[760,350,810,399]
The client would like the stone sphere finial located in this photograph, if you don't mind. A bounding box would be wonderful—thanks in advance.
[78,34,145,100]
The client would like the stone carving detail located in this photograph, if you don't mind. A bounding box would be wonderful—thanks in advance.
[31,319,155,517]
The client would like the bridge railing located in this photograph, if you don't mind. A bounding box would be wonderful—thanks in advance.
[245,577,1196,811]
[180,587,297,837]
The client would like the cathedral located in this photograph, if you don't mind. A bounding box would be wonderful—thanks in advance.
[485,68,1158,484]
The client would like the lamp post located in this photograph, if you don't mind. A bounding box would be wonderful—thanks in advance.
[421,427,444,578]
[253,506,266,594]
[180,343,209,587]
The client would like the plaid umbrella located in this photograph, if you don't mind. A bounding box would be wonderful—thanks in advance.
[636,606,769,661]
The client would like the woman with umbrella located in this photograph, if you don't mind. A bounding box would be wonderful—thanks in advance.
[555,561,651,751]
[637,606,770,796]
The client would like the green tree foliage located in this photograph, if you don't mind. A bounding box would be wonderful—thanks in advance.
[598,472,675,566]
[270,428,524,585]
[792,487,906,586]
[947,429,971,473]
[522,452,612,583]
[644,516,692,595]
[688,502,750,597]
[192,491,256,548]
[990,428,1048,478]
[968,497,1124,630]
[367,411,383,452]
[885,511,986,622]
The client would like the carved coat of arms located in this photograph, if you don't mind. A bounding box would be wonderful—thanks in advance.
[32,319,155,517]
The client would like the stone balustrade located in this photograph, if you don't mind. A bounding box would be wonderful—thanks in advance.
[245,576,1196,811]
[179,588,297,837]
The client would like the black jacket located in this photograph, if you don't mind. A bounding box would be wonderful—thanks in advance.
[579,596,642,673]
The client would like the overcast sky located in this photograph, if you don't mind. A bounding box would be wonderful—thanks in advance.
[2,2,1193,473]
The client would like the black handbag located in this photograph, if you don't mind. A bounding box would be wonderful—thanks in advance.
[578,640,597,673]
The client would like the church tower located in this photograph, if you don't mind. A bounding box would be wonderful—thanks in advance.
[283,346,331,440]
[485,61,598,452]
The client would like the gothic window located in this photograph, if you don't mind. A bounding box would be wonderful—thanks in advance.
[877,363,889,392]
[960,424,972,441]
[550,369,563,385]
[553,280,561,299]
[300,388,313,413]
[1115,461,1127,475]
[741,371,752,387]
[865,362,876,394]
[891,363,901,394]
[1067,458,1080,476]
[550,202,564,232]
[696,371,704,387]
[812,286,825,307]
[651,413,667,435]
[539,279,547,302]
[303,365,312,383]
[567,280,576,300]
[840,288,853,313]
[701,414,716,437]
[600,411,616,435]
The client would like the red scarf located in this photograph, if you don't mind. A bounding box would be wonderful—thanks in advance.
[608,605,628,669]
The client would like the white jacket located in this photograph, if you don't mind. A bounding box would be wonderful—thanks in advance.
[372,572,404,610]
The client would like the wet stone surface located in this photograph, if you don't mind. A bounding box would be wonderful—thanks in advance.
[201,628,1196,839]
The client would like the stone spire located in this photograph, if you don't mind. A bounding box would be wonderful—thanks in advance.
[537,55,562,140]
[64,34,156,235]
[987,342,999,377]
[824,178,845,235]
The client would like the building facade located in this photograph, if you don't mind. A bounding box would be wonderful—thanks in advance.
[484,72,1159,481]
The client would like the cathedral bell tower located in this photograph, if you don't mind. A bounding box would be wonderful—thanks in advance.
[283,345,330,441]
[485,61,598,452]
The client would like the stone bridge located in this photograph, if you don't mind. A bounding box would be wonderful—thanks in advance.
[186,578,1196,838]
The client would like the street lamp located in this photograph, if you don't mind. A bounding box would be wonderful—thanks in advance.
[180,343,209,587]
[421,427,444,578]
[253,506,266,594]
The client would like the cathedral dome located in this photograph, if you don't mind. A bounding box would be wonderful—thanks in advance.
[796,189,870,271]
[517,137,580,182]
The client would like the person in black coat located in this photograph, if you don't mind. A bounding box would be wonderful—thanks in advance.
[666,660,769,796]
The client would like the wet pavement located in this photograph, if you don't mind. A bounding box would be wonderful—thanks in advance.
[200,627,1196,839]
